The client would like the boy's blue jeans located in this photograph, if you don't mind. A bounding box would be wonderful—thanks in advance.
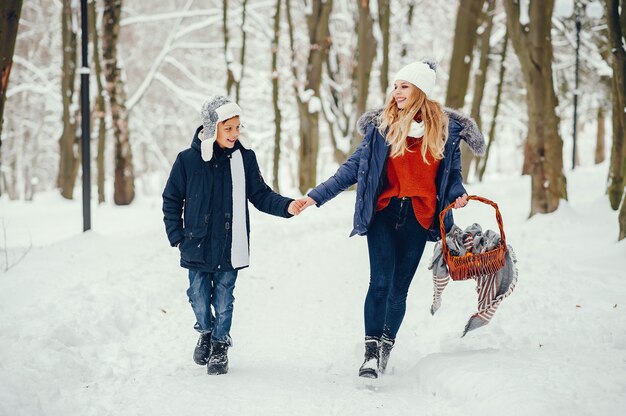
[186,270,238,345]
[364,197,428,340]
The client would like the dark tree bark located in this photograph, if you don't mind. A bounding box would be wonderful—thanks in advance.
[606,0,626,211]
[271,0,282,192]
[377,0,390,99]
[469,0,496,176]
[504,0,567,216]
[223,0,236,97]
[401,1,416,58]
[446,0,486,182]
[90,0,107,204]
[58,0,80,199]
[353,0,377,151]
[286,0,333,194]
[236,0,248,103]
[478,28,509,182]
[595,106,605,165]
[0,0,22,149]
[103,0,135,205]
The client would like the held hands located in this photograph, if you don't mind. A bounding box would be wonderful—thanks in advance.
[288,196,317,216]
[453,193,469,209]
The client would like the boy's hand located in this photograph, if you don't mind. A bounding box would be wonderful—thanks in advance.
[288,199,306,216]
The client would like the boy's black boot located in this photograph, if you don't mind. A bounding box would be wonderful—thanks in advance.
[378,335,395,374]
[358,336,380,379]
[193,332,212,365]
[207,342,229,375]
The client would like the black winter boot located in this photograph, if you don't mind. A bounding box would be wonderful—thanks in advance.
[207,342,229,375]
[378,335,395,374]
[193,332,212,365]
[358,336,380,379]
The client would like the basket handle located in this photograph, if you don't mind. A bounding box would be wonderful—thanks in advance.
[439,195,507,260]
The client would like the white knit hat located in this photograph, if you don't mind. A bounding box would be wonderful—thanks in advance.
[393,60,437,97]
[199,95,248,161]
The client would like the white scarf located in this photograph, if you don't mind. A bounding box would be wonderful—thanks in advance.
[408,120,425,138]
[229,149,249,268]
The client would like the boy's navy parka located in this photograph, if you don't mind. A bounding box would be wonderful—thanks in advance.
[308,108,486,241]
[162,126,293,272]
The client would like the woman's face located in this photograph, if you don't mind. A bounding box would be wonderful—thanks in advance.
[215,116,240,149]
[393,81,417,110]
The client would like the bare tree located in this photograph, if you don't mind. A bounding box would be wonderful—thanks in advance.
[377,0,390,99]
[504,0,567,216]
[89,0,106,203]
[286,0,333,194]
[606,0,626,212]
[478,28,509,182]
[353,0,377,151]
[446,0,486,182]
[103,0,135,205]
[0,0,23,150]
[271,0,282,192]
[58,0,80,199]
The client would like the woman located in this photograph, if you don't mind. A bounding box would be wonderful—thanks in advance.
[299,60,485,378]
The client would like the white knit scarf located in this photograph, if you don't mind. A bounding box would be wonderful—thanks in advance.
[408,119,425,138]
[229,149,249,268]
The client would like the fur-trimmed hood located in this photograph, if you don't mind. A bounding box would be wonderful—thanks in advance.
[356,107,486,156]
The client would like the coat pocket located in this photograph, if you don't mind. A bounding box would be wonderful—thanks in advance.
[179,227,208,263]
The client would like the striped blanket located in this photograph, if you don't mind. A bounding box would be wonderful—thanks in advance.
[429,224,518,337]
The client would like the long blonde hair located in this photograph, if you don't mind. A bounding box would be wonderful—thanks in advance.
[379,85,448,162]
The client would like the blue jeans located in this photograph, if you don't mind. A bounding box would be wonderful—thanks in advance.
[364,197,428,339]
[186,270,238,344]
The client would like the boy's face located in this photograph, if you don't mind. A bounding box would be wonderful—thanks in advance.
[215,116,241,149]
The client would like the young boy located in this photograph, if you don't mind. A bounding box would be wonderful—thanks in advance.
[162,95,302,375]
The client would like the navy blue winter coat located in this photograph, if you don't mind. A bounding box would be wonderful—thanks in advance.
[162,126,293,272]
[308,108,485,241]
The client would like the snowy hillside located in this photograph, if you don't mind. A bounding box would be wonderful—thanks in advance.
[0,162,625,416]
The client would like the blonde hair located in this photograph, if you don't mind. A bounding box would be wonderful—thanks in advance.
[379,85,448,162]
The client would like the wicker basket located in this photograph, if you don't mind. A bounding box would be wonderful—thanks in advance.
[439,195,507,281]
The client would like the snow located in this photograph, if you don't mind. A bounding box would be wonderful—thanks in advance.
[554,0,575,19]
[586,1,605,19]
[1,163,625,416]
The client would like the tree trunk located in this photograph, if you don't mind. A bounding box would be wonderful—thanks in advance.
[446,0,486,182]
[295,0,333,194]
[236,0,248,103]
[0,0,22,150]
[469,0,495,176]
[90,0,107,204]
[470,0,495,131]
[504,0,567,216]
[103,0,135,205]
[606,0,626,211]
[377,0,390,99]
[617,193,626,241]
[401,1,416,58]
[271,0,282,192]
[58,0,80,199]
[353,0,376,151]
[224,0,236,97]
[595,106,605,165]
[478,28,508,182]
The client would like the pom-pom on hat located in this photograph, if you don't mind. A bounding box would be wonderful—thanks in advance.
[200,95,248,161]
[392,60,437,97]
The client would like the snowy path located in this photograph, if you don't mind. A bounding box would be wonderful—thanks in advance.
[1,165,625,416]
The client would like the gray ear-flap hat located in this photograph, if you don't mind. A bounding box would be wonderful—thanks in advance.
[200,95,249,161]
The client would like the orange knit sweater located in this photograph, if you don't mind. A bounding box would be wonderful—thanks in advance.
[376,137,440,229]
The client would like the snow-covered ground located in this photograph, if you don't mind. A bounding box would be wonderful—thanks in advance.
[1,163,625,416]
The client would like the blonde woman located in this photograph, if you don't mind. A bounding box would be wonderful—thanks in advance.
[299,61,485,378]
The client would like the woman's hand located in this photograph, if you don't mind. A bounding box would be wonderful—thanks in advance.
[453,193,469,209]
[298,196,317,213]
